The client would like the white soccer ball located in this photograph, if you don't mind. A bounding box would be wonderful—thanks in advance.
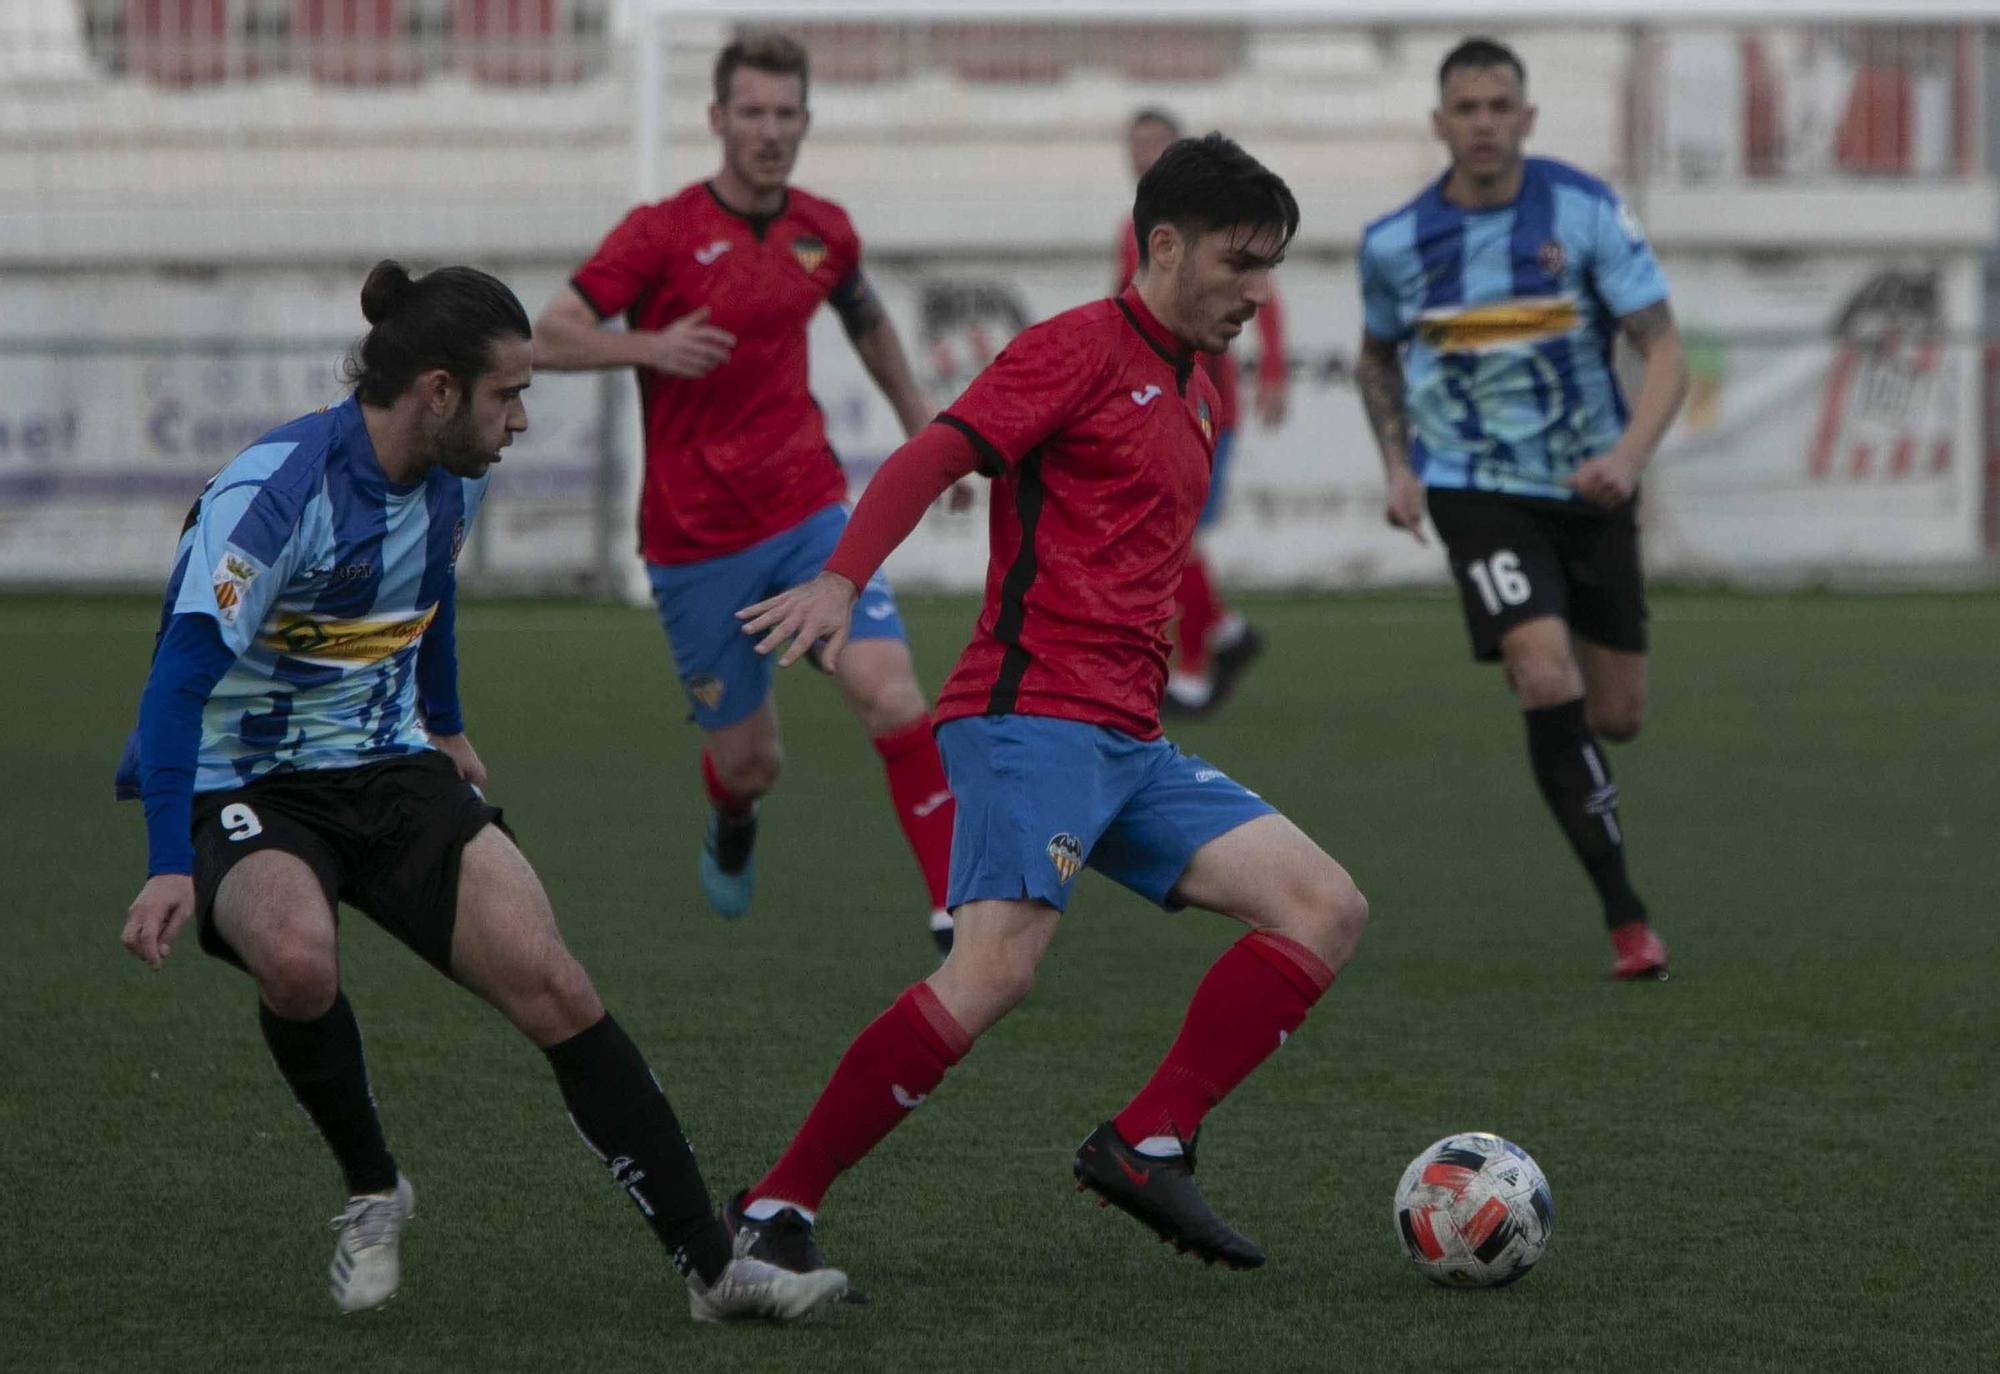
[1393,1132,1553,1288]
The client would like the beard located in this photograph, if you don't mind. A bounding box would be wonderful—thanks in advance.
[429,401,497,477]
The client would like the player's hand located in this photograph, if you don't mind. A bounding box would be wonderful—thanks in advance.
[1384,465,1429,545]
[738,570,858,670]
[1564,452,1639,509]
[123,874,196,970]
[1255,377,1288,428]
[940,481,975,514]
[431,732,490,791]
[645,307,736,379]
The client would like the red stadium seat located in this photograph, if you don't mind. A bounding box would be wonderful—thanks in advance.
[124,0,234,87]
[455,0,585,86]
[294,1,425,86]
[1835,63,1912,174]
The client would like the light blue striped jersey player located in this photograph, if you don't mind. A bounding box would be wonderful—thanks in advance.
[116,396,485,800]
[1358,156,1669,502]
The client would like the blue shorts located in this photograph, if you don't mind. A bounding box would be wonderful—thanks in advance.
[647,503,907,731]
[936,714,1275,913]
[1197,428,1237,530]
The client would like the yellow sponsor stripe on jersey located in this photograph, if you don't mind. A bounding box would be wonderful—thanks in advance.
[258,605,437,664]
[1415,296,1581,354]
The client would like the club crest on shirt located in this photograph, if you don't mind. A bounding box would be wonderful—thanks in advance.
[1195,398,1214,445]
[1537,239,1567,280]
[449,519,468,568]
[1046,832,1083,884]
[211,552,257,624]
[790,235,828,275]
[687,674,726,711]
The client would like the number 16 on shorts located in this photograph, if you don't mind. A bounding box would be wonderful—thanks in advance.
[1467,550,1531,616]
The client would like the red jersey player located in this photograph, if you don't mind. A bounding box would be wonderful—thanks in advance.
[1118,107,1289,719]
[726,135,1368,1283]
[533,35,958,952]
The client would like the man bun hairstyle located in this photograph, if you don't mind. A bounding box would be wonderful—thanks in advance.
[1439,36,1527,91]
[715,31,810,107]
[1131,132,1299,269]
[345,260,531,407]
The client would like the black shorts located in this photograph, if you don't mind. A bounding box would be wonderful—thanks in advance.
[1426,488,1649,662]
[191,751,508,974]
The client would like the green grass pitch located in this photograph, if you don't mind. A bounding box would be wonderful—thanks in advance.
[5,590,1995,1371]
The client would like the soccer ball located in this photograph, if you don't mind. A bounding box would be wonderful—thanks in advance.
[1393,1132,1553,1288]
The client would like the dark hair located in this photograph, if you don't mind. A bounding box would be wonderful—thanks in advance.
[1128,106,1182,137]
[1131,132,1299,270]
[344,260,531,407]
[1439,37,1526,91]
[715,31,809,107]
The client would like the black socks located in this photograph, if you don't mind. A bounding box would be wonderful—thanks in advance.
[544,1014,732,1285]
[1524,697,1647,930]
[259,992,399,1197]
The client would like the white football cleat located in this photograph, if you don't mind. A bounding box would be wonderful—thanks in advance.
[687,1253,849,1324]
[328,1174,415,1313]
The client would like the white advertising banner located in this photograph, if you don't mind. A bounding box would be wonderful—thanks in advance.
[0,250,1984,591]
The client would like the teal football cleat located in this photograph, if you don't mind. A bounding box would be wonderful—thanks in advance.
[700,809,757,919]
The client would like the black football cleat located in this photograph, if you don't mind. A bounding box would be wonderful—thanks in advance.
[1205,622,1265,711]
[1072,1123,1264,1270]
[724,1191,870,1304]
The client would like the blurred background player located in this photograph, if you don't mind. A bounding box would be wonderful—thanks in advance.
[113,261,846,1324]
[727,134,1367,1280]
[1116,107,1289,719]
[534,34,958,952]
[1354,38,1688,980]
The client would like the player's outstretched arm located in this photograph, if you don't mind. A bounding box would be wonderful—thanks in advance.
[738,422,979,669]
[533,287,736,379]
[1566,299,1688,509]
[1355,331,1426,545]
[124,613,236,968]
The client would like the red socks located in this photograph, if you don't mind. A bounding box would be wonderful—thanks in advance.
[700,750,755,821]
[871,715,955,910]
[1175,553,1224,675]
[1113,930,1335,1148]
[749,982,971,1212]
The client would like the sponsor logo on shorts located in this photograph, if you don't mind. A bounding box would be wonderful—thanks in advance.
[863,601,895,621]
[211,552,258,624]
[1046,831,1083,884]
[687,674,725,711]
[791,234,828,275]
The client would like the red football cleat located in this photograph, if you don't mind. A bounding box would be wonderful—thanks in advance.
[1609,922,1669,980]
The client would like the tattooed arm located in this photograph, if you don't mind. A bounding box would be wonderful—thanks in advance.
[834,273,932,440]
[1566,298,1689,509]
[1355,331,1427,544]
